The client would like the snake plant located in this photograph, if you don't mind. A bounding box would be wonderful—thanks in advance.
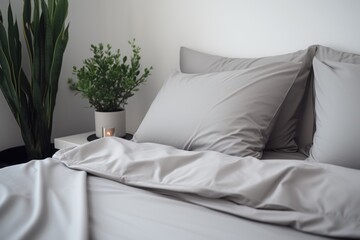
[0,0,69,159]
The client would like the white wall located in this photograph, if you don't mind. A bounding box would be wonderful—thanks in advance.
[120,0,360,133]
[0,0,110,150]
[1,0,360,150]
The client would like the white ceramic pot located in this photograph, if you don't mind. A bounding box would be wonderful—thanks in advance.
[95,110,126,138]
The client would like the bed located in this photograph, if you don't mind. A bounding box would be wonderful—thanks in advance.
[1,45,360,240]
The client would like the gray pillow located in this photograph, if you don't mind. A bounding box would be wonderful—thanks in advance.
[297,45,360,155]
[180,46,316,153]
[133,62,302,158]
[308,58,360,169]
[316,45,360,63]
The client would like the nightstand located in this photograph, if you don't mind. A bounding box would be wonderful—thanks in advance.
[54,132,133,150]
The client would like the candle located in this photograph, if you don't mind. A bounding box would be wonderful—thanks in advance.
[102,127,115,137]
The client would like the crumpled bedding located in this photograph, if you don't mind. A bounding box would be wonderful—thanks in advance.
[0,157,89,240]
[55,137,360,238]
[0,137,359,239]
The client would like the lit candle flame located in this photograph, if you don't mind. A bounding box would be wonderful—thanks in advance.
[102,127,115,137]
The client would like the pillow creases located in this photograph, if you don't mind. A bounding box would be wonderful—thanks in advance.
[308,57,360,169]
[180,46,316,153]
[133,61,302,158]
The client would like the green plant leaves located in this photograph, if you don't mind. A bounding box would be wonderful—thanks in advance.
[69,41,152,112]
[0,0,69,159]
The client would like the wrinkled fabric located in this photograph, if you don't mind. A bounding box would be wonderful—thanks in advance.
[0,158,88,240]
[54,137,360,239]
[0,158,329,240]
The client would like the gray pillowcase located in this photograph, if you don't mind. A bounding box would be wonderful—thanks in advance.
[297,45,360,155]
[316,45,360,63]
[180,46,316,153]
[133,62,302,158]
[308,58,360,169]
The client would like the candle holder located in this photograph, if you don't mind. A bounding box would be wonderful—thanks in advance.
[102,127,115,137]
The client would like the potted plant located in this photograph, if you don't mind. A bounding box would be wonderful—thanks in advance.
[0,0,69,160]
[68,40,152,138]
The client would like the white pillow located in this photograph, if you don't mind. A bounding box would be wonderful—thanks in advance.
[133,62,301,158]
[309,58,360,169]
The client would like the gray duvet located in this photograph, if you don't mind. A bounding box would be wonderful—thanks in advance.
[0,137,359,239]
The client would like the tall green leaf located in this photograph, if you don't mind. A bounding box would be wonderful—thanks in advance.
[41,0,53,101]
[48,0,54,17]
[23,0,33,60]
[31,0,40,35]
[52,0,68,38]
[48,24,68,112]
